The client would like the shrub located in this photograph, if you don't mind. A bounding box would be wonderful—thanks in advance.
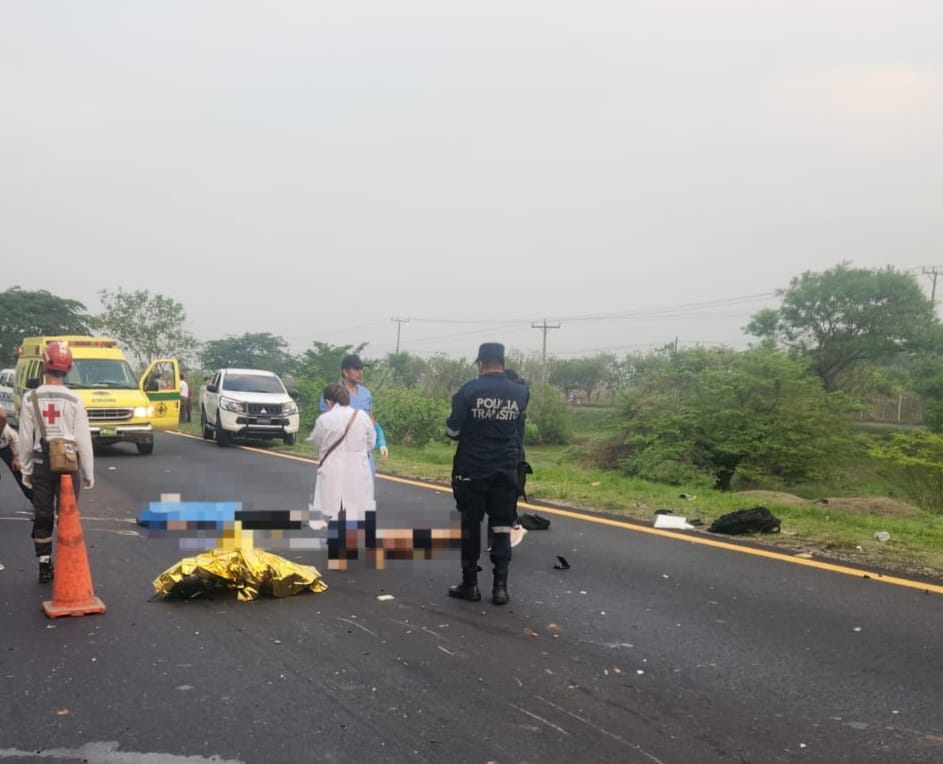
[294,376,327,434]
[374,387,451,447]
[869,431,943,514]
[526,386,573,445]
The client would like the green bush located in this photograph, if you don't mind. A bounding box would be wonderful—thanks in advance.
[526,386,573,445]
[374,387,451,447]
[869,430,943,513]
[294,376,327,434]
[600,348,855,490]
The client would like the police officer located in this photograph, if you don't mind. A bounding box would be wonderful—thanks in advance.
[19,341,94,583]
[446,342,529,605]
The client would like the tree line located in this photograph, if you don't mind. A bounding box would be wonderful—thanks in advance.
[2,264,941,508]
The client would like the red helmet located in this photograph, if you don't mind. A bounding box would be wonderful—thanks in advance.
[43,341,73,374]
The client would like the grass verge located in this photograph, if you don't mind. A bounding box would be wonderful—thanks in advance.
[173,419,943,583]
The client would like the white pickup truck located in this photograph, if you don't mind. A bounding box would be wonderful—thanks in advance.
[201,368,300,447]
[0,368,15,425]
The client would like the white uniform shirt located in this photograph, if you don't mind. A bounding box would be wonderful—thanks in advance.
[0,422,20,459]
[19,385,95,487]
[180,379,190,400]
[308,405,376,521]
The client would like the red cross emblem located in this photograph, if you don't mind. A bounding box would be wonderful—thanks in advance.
[42,403,62,426]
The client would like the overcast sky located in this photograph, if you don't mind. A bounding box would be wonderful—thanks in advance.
[2,2,940,361]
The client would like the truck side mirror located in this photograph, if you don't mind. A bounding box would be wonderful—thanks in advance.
[206,384,218,394]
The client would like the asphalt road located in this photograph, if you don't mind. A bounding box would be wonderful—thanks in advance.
[1,432,942,763]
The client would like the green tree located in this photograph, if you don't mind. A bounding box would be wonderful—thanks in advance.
[418,355,475,398]
[609,347,853,490]
[0,287,91,365]
[549,354,617,402]
[290,341,368,427]
[291,341,368,387]
[746,263,937,391]
[373,387,450,447]
[93,288,199,369]
[383,352,428,388]
[869,431,943,513]
[526,384,573,445]
[202,332,292,375]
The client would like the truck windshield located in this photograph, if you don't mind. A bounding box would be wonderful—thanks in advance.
[66,359,139,389]
[222,374,285,394]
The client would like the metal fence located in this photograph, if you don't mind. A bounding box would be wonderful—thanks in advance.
[856,396,926,425]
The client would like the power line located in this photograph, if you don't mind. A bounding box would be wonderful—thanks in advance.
[405,291,776,326]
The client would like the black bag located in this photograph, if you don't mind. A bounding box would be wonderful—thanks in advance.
[519,512,550,531]
[708,506,781,535]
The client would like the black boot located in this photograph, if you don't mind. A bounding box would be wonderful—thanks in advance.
[38,560,54,584]
[448,568,481,601]
[492,569,509,606]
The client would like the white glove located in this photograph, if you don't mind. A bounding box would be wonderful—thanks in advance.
[22,475,32,489]
[379,445,389,460]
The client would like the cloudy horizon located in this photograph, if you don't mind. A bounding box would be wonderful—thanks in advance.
[3,2,940,361]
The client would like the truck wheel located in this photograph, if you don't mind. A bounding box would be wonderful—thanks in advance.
[201,408,212,440]
[215,410,230,447]
[137,441,154,455]
[283,433,296,446]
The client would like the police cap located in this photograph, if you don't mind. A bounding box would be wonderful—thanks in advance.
[475,342,505,365]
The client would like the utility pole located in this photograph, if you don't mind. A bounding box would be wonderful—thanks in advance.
[922,266,943,304]
[531,318,561,390]
[391,317,410,353]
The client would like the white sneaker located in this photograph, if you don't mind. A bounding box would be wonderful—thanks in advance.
[509,525,528,548]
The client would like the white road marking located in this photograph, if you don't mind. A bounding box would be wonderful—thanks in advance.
[0,740,244,763]
[507,703,570,736]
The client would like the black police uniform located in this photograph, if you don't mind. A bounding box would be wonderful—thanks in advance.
[446,364,529,603]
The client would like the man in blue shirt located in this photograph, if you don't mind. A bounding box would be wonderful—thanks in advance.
[319,354,389,469]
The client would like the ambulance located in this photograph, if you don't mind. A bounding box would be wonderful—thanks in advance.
[14,336,181,454]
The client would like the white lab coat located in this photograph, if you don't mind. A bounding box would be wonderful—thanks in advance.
[309,404,376,521]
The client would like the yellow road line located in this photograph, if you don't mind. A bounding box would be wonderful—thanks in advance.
[168,431,943,596]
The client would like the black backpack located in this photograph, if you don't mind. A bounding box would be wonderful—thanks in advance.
[519,512,550,531]
[708,506,781,535]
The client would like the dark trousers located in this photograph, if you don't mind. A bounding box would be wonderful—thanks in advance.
[30,454,81,558]
[452,475,517,573]
[0,445,33,502]
[180,398,192,423]
[326,510,377,562]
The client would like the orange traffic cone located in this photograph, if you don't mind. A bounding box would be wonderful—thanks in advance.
[43,474,106,618]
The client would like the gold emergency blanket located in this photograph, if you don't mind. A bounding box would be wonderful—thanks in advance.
[153,547,328,602]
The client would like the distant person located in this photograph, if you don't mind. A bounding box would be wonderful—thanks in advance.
[179,377,191,423]
[446,342,529,605]
[309,383,376,570]
[199,376,210,410]
[320,354,389,471]
[0,405,32,502]
[18,342,94,583]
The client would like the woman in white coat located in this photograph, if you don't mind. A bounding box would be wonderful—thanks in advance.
[308,383,377,569]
